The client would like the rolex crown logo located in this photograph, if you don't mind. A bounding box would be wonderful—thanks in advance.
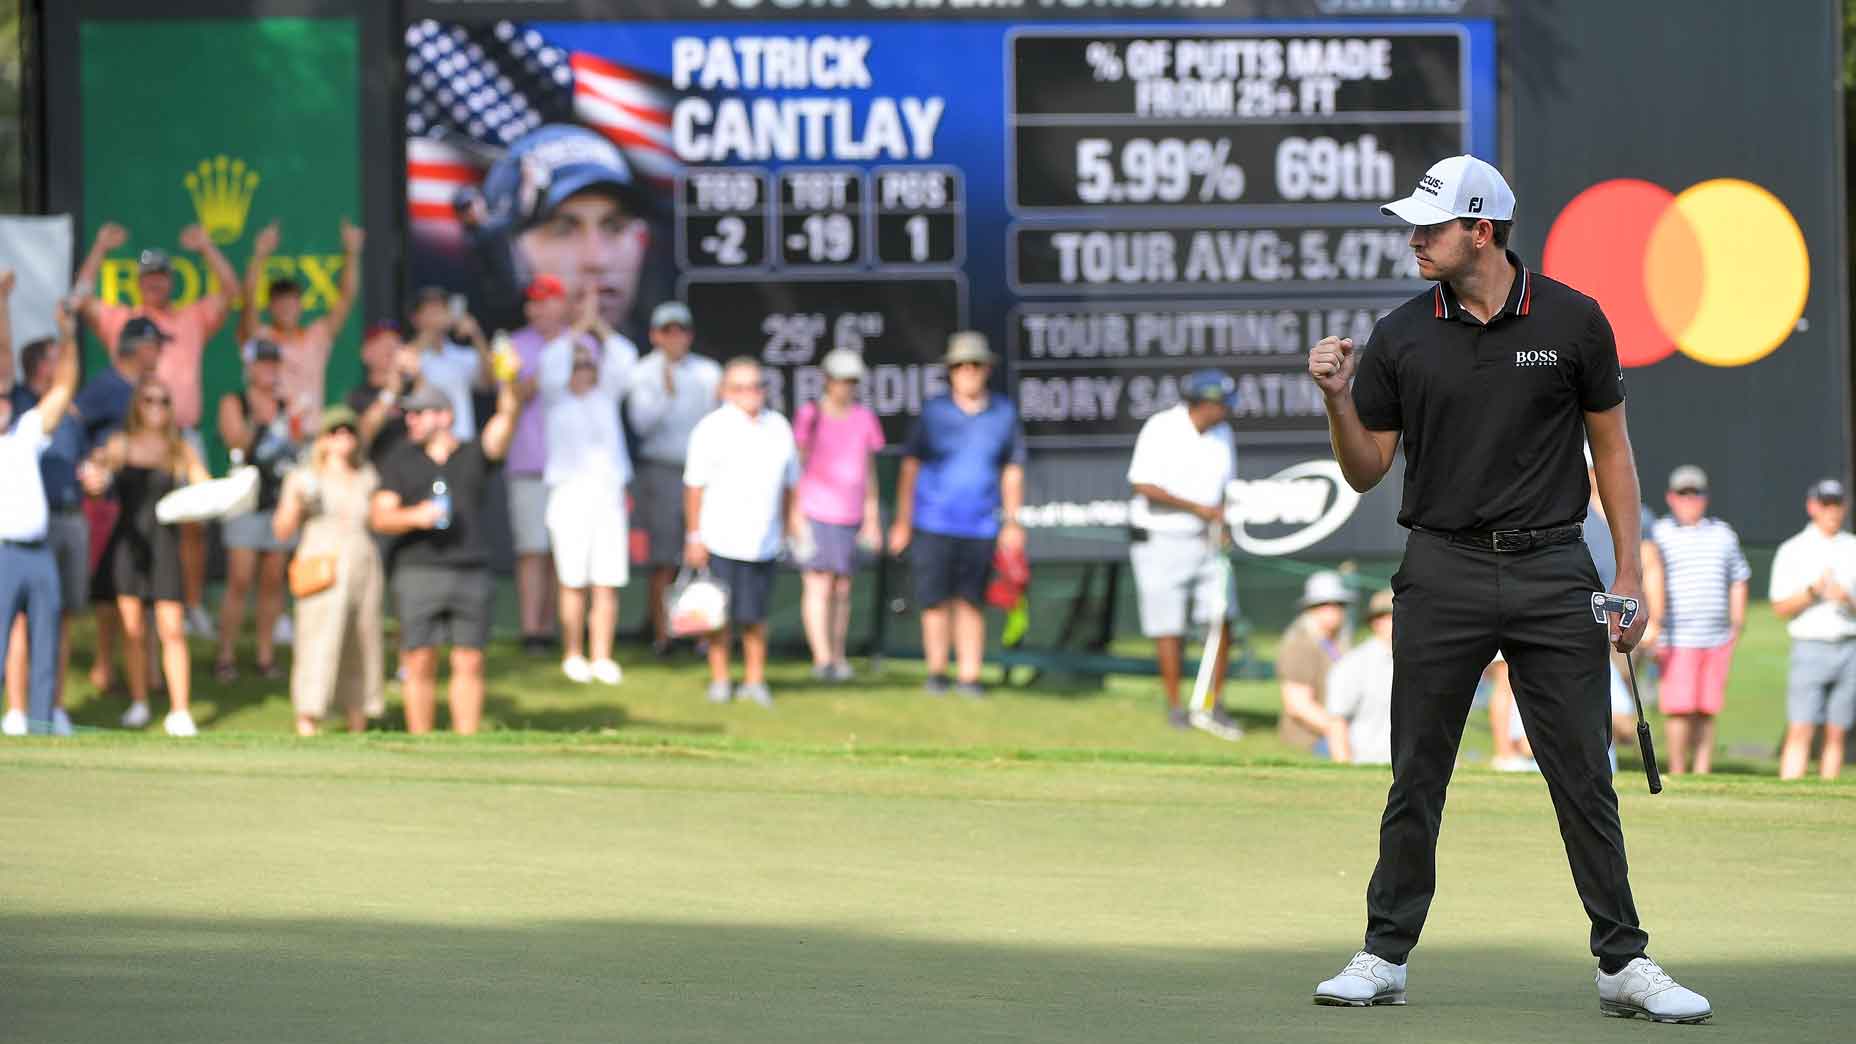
[182,155,261,244]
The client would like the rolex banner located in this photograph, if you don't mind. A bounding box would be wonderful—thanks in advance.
[78,17,360,466]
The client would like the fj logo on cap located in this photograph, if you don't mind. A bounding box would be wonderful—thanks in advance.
[1468,197,1483,214]
[1515,349,1559,367]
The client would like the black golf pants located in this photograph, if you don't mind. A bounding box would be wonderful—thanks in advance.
[1363,529,1649,966]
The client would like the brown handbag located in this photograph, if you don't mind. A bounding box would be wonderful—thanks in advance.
[288,554,337,598]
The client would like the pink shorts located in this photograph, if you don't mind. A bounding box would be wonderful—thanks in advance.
[1657,643,1734,716]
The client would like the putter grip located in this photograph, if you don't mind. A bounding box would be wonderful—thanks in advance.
[1637,720,1663,795]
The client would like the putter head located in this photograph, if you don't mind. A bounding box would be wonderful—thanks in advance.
[1590,592,1640,629]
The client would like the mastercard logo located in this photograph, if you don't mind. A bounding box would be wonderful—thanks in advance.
[1541,178,1809,368]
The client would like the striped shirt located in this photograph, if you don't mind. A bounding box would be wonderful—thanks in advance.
[1651,516,1750,648]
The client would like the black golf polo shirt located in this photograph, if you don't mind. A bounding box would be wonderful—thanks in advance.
[1351,251,1625,532]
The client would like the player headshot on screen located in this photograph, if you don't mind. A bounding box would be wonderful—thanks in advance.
[461,125,654,331]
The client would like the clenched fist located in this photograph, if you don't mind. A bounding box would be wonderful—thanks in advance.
[1308,336,1357,397]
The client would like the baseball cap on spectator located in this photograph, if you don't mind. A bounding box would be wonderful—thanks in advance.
[268,275,304,299]
[651,301,692,330]
[1366,589,1395,619]
[1182,368,1237,409]
[399,385,454,414]
[318,404,360,435]
[526,273,567,301]
[246,339,282,363]
[1299,570,1358,609]
[1808,478,1845,503]
[118,316,170,354]
[1667,465,1709,494]
[944,331,995,366]
[821,349,867,381]
[138,249,173,275]
[481,125,645,227]
[1380,154,1515,226]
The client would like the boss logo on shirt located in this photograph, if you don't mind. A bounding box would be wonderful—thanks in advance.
[1514,348,1559,367]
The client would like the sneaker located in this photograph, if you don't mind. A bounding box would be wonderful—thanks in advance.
[522,635,554,656]
[829,661,855,683]
[737,682,774,708]
[1166,707,1191,730]
[706,680,733,704]
[590,659,623,686]
[1190,707,1246,742]
[811,663,834,682]
[257,661,285,682]
[1,709,25,736]
[162,709,198,738]
[51,708,73,737]
[1313,951,1408,1007]
[1596,957,1712,1024]
[923,674,952,697]
[121,701,152,729]
[562,656,593,684]
[272,613,294,646]
[184,605,214,637]
[953,681,987,700]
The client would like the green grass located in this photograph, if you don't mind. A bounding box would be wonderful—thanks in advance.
[48,601,1805,770]
[8,602,1850,1040]
[2,736,1852,1042]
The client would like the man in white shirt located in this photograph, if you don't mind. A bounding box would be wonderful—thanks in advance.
[1126,369,1241,738]
[683,357,797,708]
[1326,590,1396,765]
[0,300,80,736]
[538,293,638,687]
[1650,464,1750,775]
[628,301,724,654]
[1770,478,1856,780]
[408,287,493,440]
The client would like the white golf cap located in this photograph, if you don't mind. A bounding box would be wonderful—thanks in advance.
[821,348,867,381]
[1298,570,1358,609]
[1380,154,1515,226]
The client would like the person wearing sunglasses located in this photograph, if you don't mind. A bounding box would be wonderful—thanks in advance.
[272,406,384,736]
[538,287,638,686]
[682,357,800,707]
[1647,465,1749,775]
[84,378,212,736]
[73,221,240,641]
[888,332,1027,699]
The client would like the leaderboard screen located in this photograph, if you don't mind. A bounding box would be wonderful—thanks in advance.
[400,3,1497,456]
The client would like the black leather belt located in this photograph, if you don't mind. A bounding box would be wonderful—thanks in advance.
[1412,524,1583,553]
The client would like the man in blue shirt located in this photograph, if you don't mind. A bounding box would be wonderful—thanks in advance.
[888,332,1027,697]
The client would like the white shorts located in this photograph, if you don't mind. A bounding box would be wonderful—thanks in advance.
[508,474,551,554]
[546,483,629,589]
[1129,531,1235,637]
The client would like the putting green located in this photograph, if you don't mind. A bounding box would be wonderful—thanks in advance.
[3,737,1850,1042]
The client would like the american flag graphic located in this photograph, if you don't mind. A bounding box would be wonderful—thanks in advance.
[404,20,679,243]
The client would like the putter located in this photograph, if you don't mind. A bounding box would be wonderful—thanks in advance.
[1189,527,1242,741]
[1591,593,1662,795]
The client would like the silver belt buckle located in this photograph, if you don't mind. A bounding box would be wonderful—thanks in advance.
[1491,529,1528,552]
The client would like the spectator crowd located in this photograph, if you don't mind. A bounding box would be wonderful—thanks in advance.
[0,222,1851,779]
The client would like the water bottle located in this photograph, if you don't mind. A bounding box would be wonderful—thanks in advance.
[430,478,452,530]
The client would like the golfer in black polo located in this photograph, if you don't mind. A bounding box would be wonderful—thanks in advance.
[1306,156,1711,1024]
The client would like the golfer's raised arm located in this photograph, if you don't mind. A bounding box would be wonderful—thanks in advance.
[1310,335,1399,493]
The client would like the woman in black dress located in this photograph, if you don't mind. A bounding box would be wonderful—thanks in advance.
[89,377,209,735]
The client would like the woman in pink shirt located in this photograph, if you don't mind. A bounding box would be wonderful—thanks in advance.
[792,350,884,681]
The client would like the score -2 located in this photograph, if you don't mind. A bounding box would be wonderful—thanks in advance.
[680,169,769,270]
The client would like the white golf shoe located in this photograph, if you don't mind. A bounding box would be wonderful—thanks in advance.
[589,659,622,686]
[162,709,198,738]
[561,656,593,684]
[1313,951,1408,1007]
[1,709,25,736]
[1596,957,1712,1024]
